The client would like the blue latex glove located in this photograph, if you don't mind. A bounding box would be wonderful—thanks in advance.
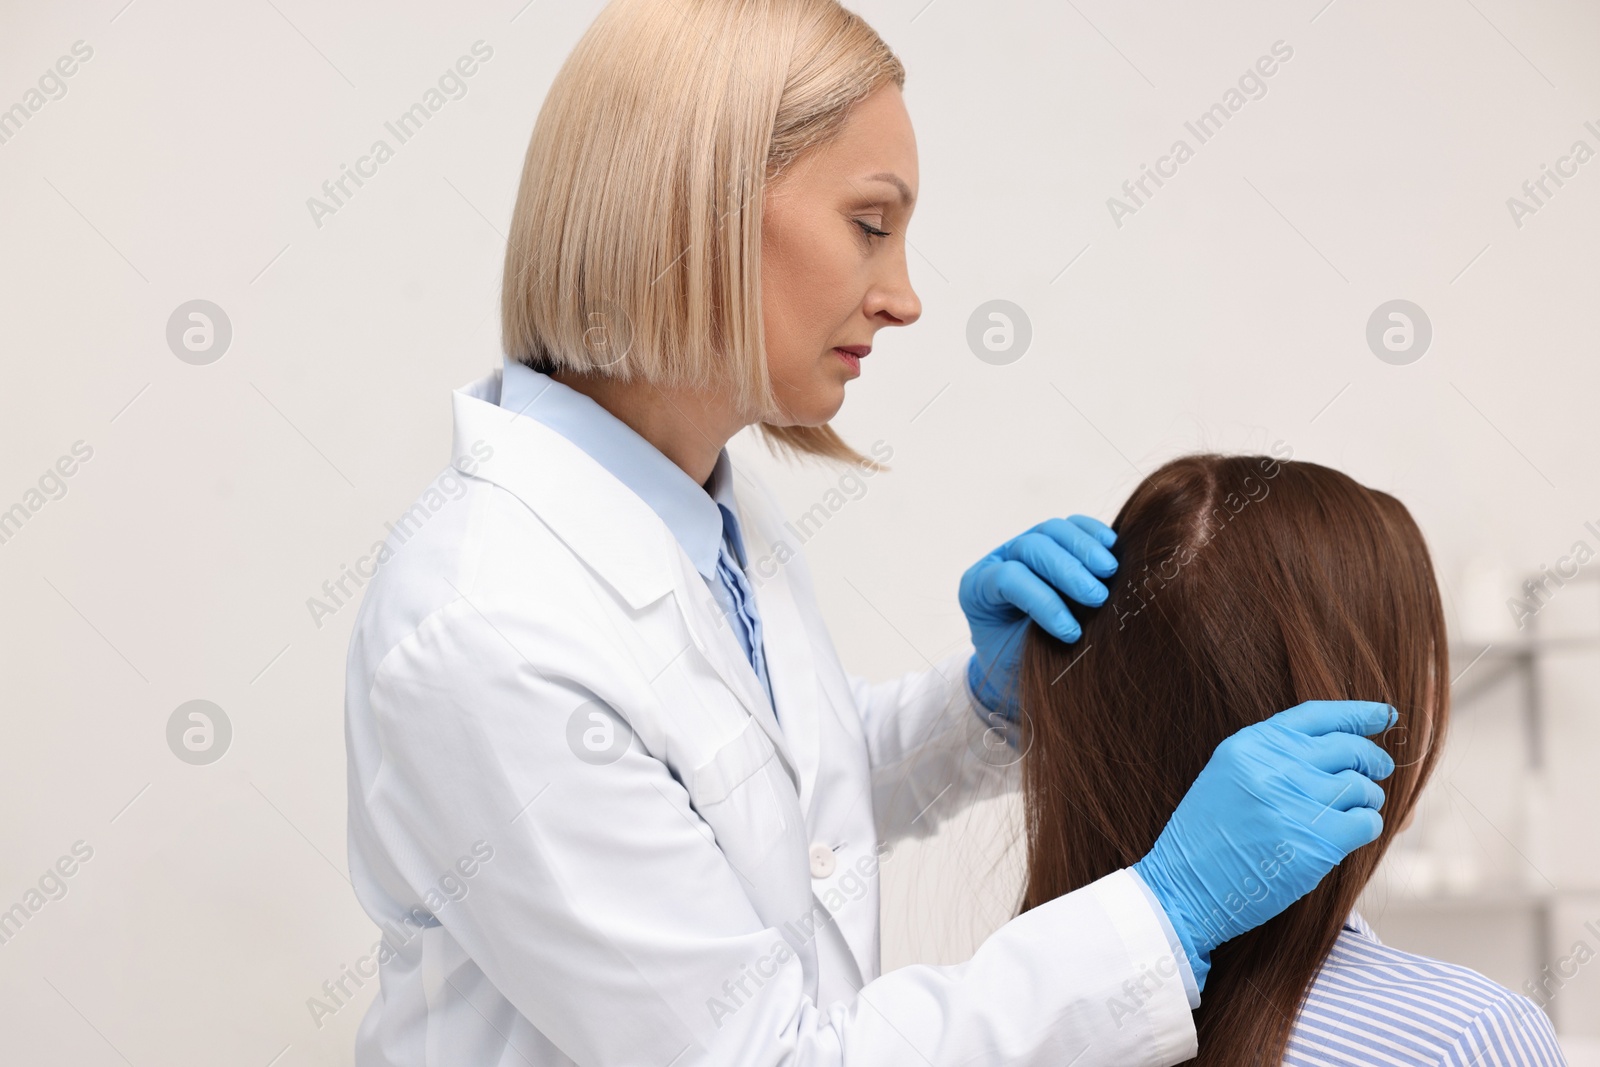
[958,515,1118,725]
[1132,699,1397,991]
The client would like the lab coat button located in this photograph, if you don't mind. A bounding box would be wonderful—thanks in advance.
[808,842,836,879]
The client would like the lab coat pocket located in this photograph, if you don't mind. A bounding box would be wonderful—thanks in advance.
[686,716,795,882]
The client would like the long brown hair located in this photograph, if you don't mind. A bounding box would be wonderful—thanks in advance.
[1012,452,1450,1065]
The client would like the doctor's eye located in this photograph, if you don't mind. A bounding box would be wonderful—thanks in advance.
[854,218,891,241]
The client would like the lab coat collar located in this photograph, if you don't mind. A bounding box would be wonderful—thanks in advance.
[450,366,802,794]
[498,355,729,583]
[453,366,676,609]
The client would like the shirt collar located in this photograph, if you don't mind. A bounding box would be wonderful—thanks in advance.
[1343,909,1379,942]
[704,447,749,568]
[499,355,731,581]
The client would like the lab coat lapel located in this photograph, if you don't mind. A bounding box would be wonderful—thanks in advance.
[727,467,879,989]
[450,370,802,795]
[723,478,823,818]
[665,545,803,797]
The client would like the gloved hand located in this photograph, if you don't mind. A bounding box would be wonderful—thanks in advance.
[1131,699,1397,990]
[958,515,1118,726]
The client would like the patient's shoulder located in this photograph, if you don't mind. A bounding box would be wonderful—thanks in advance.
[1284,912,1566,1066]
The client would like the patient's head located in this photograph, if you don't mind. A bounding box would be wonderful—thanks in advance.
[1015,452,1449,1065]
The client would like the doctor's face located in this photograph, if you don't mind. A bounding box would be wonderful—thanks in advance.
[759,83,921,427]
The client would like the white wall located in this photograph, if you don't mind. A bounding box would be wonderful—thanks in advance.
[1,0,1596,1062]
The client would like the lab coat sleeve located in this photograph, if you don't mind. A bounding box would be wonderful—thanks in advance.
[846,645,1020,847]
[361,599,1196,1067]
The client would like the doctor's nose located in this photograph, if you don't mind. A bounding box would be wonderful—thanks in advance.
[867,277,921,329]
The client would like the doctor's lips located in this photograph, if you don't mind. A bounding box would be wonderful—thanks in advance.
[833,345,870,373]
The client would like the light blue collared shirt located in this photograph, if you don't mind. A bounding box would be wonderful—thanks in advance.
[1284,910,1565,1065]
[498,356,776,717]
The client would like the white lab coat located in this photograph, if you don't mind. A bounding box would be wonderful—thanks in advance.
[343,365,1198,1066]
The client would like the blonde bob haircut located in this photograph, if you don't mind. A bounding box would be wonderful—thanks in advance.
[500,0,903,471]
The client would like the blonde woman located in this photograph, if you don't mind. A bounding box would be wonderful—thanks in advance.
[343,2,1398,1064]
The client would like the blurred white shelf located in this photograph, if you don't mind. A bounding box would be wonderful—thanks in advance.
[1374,887,1600,911]
[1422,576,1600,997]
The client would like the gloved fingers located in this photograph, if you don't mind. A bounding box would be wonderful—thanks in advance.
[988,557,1082,643]
[959,542,1013,600]
[960,547,1015,615]
[1309,805,1385,856]
[1303,767,1387,817]
[1028,517,1119,578]
[1004,530,1112,613]
[1290,730,1396,781]
[1267,699,1397,739]
[1064,513,1118,551]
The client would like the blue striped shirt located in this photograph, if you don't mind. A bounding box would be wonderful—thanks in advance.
[1285,910,1566,1065]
